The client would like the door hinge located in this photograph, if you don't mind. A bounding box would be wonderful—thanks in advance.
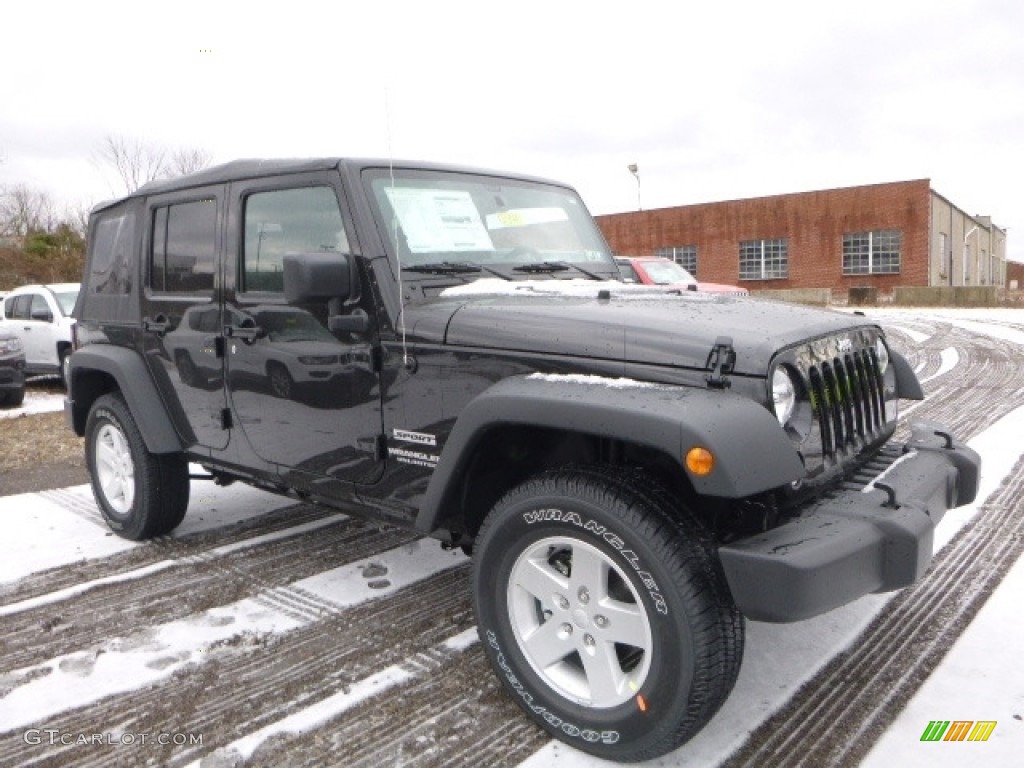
[221,408,233,429]
[375,434,387,461]
[705,336,736,390]
[370,345,383,373]
[215,336,226,358]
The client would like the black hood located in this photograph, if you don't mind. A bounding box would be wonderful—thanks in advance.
[405,284,876,376]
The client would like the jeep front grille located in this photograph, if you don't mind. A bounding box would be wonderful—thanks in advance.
[807,349,885,459]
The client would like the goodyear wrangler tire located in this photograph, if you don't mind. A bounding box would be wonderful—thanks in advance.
[471,467,743,762]
[85,393,190,540]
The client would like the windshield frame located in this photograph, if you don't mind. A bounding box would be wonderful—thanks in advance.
[362,168,618,279]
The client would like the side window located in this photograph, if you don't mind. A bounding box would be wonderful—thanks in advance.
[242,187,348,294]
[150,199,217,293]
[9,295,31,320]
[90,209,136,295]
[29,294,52,321]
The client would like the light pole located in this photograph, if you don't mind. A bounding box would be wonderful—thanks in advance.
[627,163,641,211]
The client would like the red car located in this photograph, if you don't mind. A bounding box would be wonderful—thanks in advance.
[616,256,748,295]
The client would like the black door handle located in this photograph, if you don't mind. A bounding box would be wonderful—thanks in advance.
[143,314,171,335]
[224,322,265,344]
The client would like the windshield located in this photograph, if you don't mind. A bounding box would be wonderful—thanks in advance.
[641,260,696,285]
[365,169,616,274]
[54,290,79,316]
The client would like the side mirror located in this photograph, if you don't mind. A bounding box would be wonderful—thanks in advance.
[283,252,353,304]
[282,252,369,334]
[32,308,54,322]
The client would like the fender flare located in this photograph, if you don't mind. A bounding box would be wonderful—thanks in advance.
[68,346,184,454]
[414,375,804,533]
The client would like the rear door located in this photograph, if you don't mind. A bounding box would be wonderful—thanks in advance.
[223,172,384,490]
[141,186,229,451]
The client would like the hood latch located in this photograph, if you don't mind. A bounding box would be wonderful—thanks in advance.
[705,336,736,389]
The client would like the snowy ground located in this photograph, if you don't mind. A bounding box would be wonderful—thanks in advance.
[0,378,64,420]
[0,308,1022,766]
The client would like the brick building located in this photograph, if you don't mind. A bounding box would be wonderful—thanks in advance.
[595,180,1007,298]
[1008,260,1024,290]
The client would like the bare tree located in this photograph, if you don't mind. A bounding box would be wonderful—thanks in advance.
[95,135,213,195]
[168,147,213,177]
[63,200,94,240]
[96,135,168,194]
[0,184,57,237]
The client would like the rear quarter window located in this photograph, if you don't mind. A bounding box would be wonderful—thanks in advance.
[89,208,136,295]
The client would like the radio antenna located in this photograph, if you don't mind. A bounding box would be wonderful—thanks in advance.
[385,88,409,366]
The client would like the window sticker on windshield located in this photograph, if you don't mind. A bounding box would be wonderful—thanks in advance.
[384,188,494,253]
[485,207,569,230]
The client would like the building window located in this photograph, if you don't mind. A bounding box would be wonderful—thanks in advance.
[739,238,788,280]
[655,245,697,275]
[842,229,901,275]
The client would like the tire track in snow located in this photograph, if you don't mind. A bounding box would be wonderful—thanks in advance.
[243,639,549,768]
[1,562,472,768]
[0,518,420,673]
[0,500,333,606]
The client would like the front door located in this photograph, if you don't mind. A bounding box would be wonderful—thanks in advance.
[223,174,383,488]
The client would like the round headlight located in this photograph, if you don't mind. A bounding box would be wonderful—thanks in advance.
[772,367,797,426]
[875,338,889,374]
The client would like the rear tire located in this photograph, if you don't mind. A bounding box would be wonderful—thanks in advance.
[85,392,189,540]
[471,466,743,762]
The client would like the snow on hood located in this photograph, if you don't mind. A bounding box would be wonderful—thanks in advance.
[525,373,675,390]
[439,278,717,301]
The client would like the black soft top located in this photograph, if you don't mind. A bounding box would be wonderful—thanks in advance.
[92,158,569,213]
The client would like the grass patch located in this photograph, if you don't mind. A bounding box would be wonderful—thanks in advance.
[0,411,83,473]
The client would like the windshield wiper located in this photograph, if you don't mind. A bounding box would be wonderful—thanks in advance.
[403,261,511,280]
[512,261,608,280]
[512,262,570,274]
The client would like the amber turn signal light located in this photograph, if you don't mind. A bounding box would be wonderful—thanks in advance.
[685,447,715,476]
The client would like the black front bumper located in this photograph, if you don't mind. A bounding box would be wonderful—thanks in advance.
[718,422,981,622]
[0,357,26,392]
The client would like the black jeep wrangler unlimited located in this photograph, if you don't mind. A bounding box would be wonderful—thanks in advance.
[67,158,980,762]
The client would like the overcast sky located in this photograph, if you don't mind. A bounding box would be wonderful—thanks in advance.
[2,0,1022,261]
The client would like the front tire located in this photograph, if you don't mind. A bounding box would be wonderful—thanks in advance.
[471,467,743,762]
[59,347,71,389]
[1,388,25,408]
[85,393,189,540]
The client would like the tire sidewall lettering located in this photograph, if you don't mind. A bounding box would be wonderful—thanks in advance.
[485,630,619,746]
[521,507,668,615]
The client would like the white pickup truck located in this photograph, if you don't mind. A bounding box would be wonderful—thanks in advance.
[0,283,79,385]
